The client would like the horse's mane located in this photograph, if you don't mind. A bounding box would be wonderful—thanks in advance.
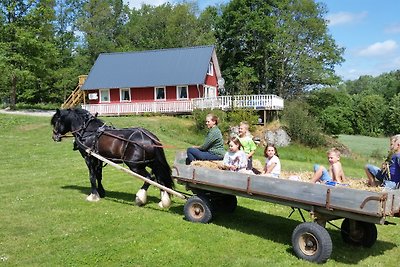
[51,108,103,126]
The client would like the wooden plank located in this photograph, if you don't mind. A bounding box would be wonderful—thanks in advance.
[173,161,400,219]
[86,149,186,199]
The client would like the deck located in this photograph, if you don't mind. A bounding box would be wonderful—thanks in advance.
[81,94,284,115]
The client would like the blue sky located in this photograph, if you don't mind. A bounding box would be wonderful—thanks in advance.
[125,0,400,81]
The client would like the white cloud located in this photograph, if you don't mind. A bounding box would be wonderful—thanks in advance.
[358,40,398,56]
[123,0,170,9]
[327,11,367,26]
[385,23,400,34]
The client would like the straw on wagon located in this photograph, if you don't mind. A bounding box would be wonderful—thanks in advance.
[190,160,382,192]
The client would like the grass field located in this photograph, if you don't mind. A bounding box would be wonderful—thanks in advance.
[1,113,399,266]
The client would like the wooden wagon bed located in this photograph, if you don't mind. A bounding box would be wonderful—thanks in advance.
[171,151,400,263]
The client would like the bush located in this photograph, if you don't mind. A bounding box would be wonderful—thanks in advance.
[226,108,259,131]
[319,106,354,135]
[385,93,400,135]
[281,100,326,147]
[13,102,61,110]
[192,109,229,134]
[191,108,259,135]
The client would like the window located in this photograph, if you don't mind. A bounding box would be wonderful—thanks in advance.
[207,61,214,76]
[99,89,110,102]
[204,86,216,98]
[120,88,131,102]
[155,87,166,100]
[176,86,188,100]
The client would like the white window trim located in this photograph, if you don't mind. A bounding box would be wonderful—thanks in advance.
[207,61,214,76]
[176,85,188,100]
[120,88,131,102]
[154,86,166,101]
[99,89,110,103]
[204,86,217,98]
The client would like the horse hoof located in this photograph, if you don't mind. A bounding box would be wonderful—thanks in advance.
[159,191,171,208]
[86,193,100,202]
[135,189,147,206]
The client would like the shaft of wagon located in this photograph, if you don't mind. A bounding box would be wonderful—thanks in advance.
[85,149,186,200]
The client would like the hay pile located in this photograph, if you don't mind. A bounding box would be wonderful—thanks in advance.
[190,160,383,192]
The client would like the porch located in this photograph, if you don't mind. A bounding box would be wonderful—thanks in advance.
[81,94,284,116]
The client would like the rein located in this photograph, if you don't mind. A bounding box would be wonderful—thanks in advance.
[101,130,175,149]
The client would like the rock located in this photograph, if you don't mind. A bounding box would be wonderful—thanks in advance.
[264,128,291,147]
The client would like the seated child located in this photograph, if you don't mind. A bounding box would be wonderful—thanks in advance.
[311,148,345,183]
[263,144,281,177]
[365,134,400,188]
[223,137,248,172]
[238,121,257,170]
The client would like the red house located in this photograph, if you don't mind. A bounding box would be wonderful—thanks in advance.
[80,45,225,115]
[76,45,283,116]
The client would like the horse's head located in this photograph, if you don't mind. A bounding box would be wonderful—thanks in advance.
[51,108,72,142]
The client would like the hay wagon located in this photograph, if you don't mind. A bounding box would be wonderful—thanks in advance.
[171,151,400,263]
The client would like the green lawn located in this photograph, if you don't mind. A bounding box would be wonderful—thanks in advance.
[1,113,399,266]
[339,134,389,160]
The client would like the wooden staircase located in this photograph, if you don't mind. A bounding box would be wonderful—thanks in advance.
[61,75,87,109]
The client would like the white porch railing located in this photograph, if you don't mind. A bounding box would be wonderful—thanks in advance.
[81,94,283,115]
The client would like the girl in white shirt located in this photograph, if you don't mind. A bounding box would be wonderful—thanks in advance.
[263,144,281,177]
[223,137,248,172]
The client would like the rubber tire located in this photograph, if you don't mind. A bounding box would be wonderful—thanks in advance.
[184,195,213,223]
[340,218,377,247]
[211,194,238,212]
[292,222,332,264]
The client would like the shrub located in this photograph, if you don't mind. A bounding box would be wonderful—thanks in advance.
[281,100,326,147]
[192,109,229,133]
[191,108,259,135]
[319,106,354,135]
[226,108,259,131]
[385,93,400,135]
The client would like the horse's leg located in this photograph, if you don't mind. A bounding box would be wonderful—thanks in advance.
[84,156,102,202]
[137,172,171,208]
[96,161,105,198]
[158,190,172,209]
[128,165,153,206]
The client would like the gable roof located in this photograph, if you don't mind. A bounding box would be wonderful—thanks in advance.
[81,45,221,90]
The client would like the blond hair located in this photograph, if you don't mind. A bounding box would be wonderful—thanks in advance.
[239,121,249,130]
[391,134,400,143]
[327,148,340,157]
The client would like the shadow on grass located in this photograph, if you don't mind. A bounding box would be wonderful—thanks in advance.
[60,185,161,206]
[168,203,396,264]
[61,185,396,264]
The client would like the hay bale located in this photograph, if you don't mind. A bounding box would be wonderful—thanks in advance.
[191,160,226,170]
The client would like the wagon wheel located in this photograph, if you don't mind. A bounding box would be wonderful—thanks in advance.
[340,218,377,247]
[292,222,332,264]
[211,194,238,213]
[184,195,213,223]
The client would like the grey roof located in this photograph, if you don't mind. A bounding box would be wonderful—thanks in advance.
[81,45,220,90]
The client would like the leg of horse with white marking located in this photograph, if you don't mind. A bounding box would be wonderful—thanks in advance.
[158,190,171,208]
[133,167,152,206]
[84,155,101,202]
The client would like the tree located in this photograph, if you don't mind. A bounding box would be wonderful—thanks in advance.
[0,0,59,107]
[77,0,128,64]
[124,3,214,51]
[352,94,387,136]
[216,0,344,98]
[385,93,400,135]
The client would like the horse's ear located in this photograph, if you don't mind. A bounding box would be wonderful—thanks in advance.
[56,108,60,115]
[95,112,98,117]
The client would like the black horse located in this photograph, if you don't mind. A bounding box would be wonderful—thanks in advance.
[51,108,174,207]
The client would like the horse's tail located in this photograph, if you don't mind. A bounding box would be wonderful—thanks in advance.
[153,146,174,189]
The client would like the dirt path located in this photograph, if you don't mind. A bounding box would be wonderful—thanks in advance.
[0,109,55,117]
